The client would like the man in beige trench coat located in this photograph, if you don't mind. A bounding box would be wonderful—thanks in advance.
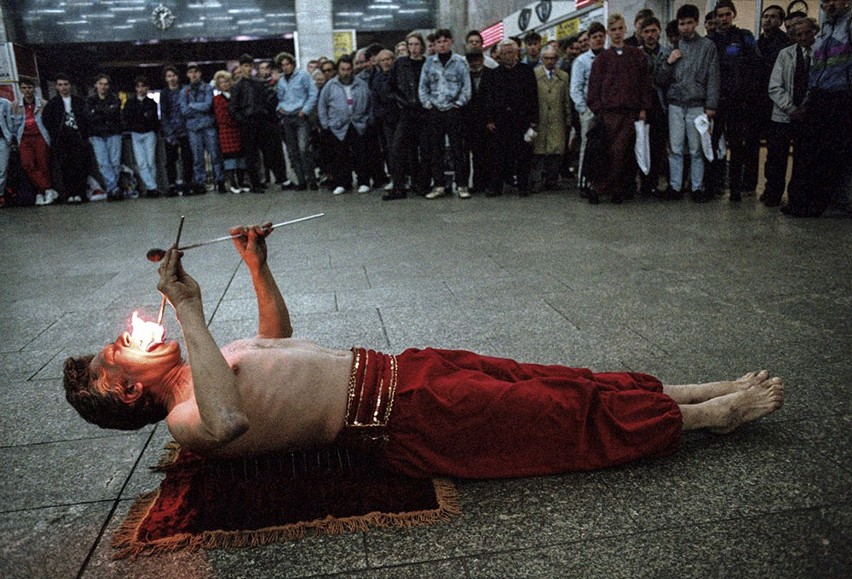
[532,45,573,190]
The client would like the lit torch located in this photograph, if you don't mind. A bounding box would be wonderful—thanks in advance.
[129,311,165,351]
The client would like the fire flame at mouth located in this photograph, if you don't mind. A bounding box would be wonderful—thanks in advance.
[130,311,165,351]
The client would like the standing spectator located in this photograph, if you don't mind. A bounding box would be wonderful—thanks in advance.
[386,32,429,200]
[370,49,399,193]
[785,10,808,42]
[257,60,274,83]
[419,29,472,199]
[275,52,319,191]
[627,9,655,47]
[486,40,539,197]
[316,60,337,187]
[0,95,12,196]
[705,12,718,36]
[11,77,59,205]
[212,70,246,194]
[86,74,124,200]
[532,45,572,190]
[179,62,225,195]
[317,55,373,195]
[640,17,673,197]
[785,0,851,217]
[570,22,607,198]
[122,76,160,198]
[462,50,496,196]
[358,44,391,190]
[708,0,764,201]
[657,4,720,202]
[763,17,815,208]
[42,74,89,203]
[522,32,543,68]
[160,66,193,196]
[587,13,652,204]
[395,41,408,58]
[466,30,499,69]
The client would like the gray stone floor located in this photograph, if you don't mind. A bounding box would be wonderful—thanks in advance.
[0,184,849,578]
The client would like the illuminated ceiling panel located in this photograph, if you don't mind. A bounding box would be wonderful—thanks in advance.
[3,0,436,44]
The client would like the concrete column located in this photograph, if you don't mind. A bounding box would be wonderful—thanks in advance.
[0,7,9,43]
[295,0,334,65]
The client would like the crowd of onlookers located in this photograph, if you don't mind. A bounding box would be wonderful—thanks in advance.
[0,0,848,217]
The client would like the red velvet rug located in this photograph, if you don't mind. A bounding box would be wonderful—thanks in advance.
[114,442,460,558]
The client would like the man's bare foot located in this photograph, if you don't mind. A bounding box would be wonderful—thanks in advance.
[706,376,785,434]
[664,370,769,404]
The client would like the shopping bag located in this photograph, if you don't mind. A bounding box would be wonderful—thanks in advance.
[634,120,650,175]
[693,113,715,161]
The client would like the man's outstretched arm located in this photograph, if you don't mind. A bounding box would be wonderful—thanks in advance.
[158,248,249,447]
[230,223,293,339]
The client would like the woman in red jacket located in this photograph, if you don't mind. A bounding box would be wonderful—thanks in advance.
[212,70,249,194]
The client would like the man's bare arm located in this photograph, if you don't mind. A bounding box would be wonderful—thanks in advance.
[230,224,293,339]
[158,248,249,444]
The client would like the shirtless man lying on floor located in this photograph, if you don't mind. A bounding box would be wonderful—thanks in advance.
[64,223,784,478]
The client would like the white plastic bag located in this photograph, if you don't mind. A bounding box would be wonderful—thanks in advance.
[693,113,715,161]
[634,120,650,175]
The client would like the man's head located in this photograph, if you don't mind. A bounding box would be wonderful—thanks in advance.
[365,43,384,67]
[321,60,336,80]
[667,19,681,45]
[19,76,36,101]
[821,0,851,22]
[761,5,785,33]
[588,22,607,52]
[134,75,149,98]
[633,8,655,36]
[498,39,519,67]
[94,73,110,97]
[714,0,737,33]
[607,13,627,46]
[312,68,326,89]
[434,28,453,54]
[705,11,717,34]
[236,53,254,79]
[63,334,181,431]
[406,32,425,59]
[395,41,408,57]
[275,52,296,76]
[641,17,662,48]
[163,65,180,88]
[466,49,485,72]
[186,62,202,83]
[353,48,368,72]
[796,17,820,48]
[785,11,807,41]
[55,74,72,97]
[337,55,354,83]
[377,49,394,73]
[525,32,542,60]
[257,60,273,79]
[307,59,319,74]
[541,45,558,70]
[578,30,590,51]
[677,4,701,39]
[466,30,484,52]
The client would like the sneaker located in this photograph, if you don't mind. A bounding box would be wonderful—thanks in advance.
[229,185,243,194]
[425,186,446,199]
[34,194,46,206]
[89,191,108,202]
[240,184,252,193]
[332,186,348,195]
[43,189,60,205]
[383,181,394,191]
[357,184,370,194]
[67,195,83,204]
[457,186,471,199]
[280,180,294,190]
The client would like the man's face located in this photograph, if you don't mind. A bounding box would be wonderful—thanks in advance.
[526,40,541,58]
[466,34,483,51]
[337,61,353,82]
[280,59,295,76]
[468,57,484,72]
[435,36,452,54]
[634,17,645,36]
[569,41,581,57]
[90,333,182,396]
[407,37,424,58]
[426,40,435,55]
[578,32,590,51]
[396,42,408,57]
[379,53,394,72]
[821,0,850,19]
[55,79,71,97]
[796,22,818,47]
[642,24,661,47]
[500,43,519,66]
[307,61,318,73]
[187,68,201,83]
[20,83,35,100]
[715,6,736,32]
[679,17,698,39]
[165,70,179,87]
[762,8,783,32]
[321,62,336,80]
[258,62,271,79]
[705,16,717,34]
[135,82,148,98]
[608,20,627,45]
[95,77,109,97]
[541,51,557,70]
[589,31,606,51]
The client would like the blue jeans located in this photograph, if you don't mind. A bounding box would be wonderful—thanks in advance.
[90,134,122,193]
[280,114,315,186]
[131,131,158,190]
[187,127,224,184]
[667,105,704,192]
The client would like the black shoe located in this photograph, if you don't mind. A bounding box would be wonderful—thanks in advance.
[190,183,207,196]
[382,190,406,201]
[280,181,294,190]
[579,187,590,199]
[587,190,600,204]
[165,186,180,197]
[729,191,742,202]
[759,193,781,208]
[293,182,308,191]
[146,189,161,198]
[308,182,319,191]
[691,189,712,203]
[217,181,227,194]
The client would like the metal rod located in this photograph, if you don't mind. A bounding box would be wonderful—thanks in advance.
[157,215,185,325]
[176,213,324,251]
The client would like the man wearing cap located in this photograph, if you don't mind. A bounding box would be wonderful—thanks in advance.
[179,62,225,195]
